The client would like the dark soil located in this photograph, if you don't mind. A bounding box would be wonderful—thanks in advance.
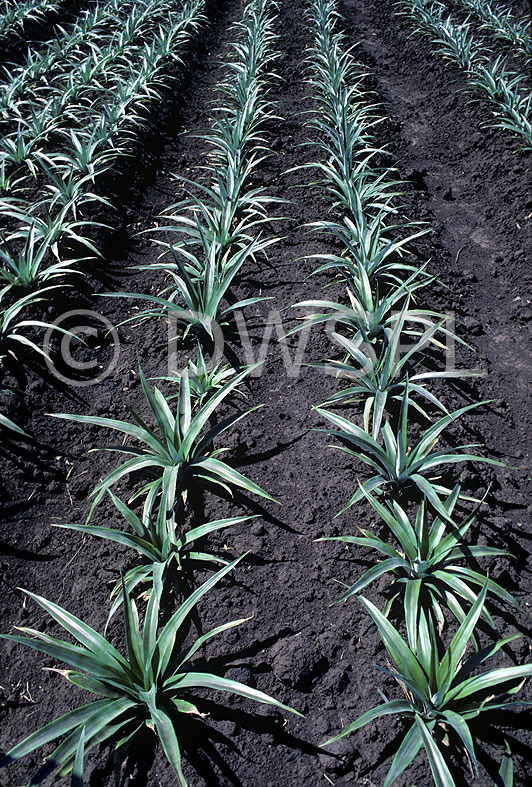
[0,1,531,785]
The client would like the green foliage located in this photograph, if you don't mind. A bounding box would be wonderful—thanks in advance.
[0,0,63,44]
[317,382,503,520]
[453,0,531,61]
[155,345,244,408]
[0,383,28,436]
[55,488,254,620]
[324,584,531,787]
[110,0,282,338]
[0,0,208,311]
[396,0,532,149]
[304,296,475,437]
[0,559,301,786]
[0,288,71,364]
[110,233,273,339]
[50,364,276,521]
[305,3,526,787]
[318,485,518,639]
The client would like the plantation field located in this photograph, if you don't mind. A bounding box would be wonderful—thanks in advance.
[0,0,531,785]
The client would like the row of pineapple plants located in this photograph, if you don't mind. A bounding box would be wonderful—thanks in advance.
[0,0,131,112]
[449,0,531,61]
[0,2,302,785]
[0,0,186,134]
[293,0,529,784]
[0,0,206,435]
[0,0,66,46]
[395,0,532,149]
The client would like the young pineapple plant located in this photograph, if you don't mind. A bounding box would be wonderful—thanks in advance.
[317,381,503,520]
[293,284,475,437]
[317,485,518,642]
[324,583,531,787]
[110,234,274,340]
[55,488,255,621]
[50,364,276,522]
[0,559,301,786]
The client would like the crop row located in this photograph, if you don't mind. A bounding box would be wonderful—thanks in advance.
[0,0,195,140]
[0,0,66,46]
[0,0,206,435]
[0,0,168,122]
[0,2,302,786]
[107,0,284,339]
[450,0,531,60]
[292,0,530,784]
[396,0,532,149]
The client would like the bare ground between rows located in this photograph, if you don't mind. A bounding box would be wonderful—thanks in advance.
[0,0,531,785]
